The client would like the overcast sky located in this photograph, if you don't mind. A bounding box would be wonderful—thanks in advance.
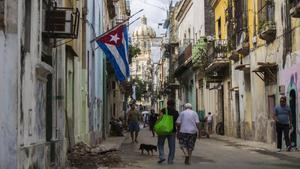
[129,0,177,63]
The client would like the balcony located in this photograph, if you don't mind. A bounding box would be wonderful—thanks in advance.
[205,40,230,73]
[290,0,300,18]
[258,1,276,42]
[174,43,192,77]
[192,37,208,70]
[235,30,250,56]
[236,41,249,56]
[42,6,80,39]
[178,43,192,66]
[115,16,128,24]
[228,50,239,62]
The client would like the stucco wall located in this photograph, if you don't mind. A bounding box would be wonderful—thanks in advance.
[0,31,18,169]
[177,0,205,44]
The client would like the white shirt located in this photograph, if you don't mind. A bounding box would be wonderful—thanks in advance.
[207,114,213,123]
[176,109,200,134]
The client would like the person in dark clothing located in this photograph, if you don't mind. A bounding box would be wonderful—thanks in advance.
[149,109,158,137]
[157,100,179,164]
[273,96,292,152]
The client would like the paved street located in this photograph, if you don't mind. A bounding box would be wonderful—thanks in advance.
[114,127,300,169]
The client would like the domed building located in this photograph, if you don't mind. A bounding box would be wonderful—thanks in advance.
[130,15,156,82]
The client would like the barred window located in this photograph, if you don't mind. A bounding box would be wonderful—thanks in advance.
[0,0,4,29]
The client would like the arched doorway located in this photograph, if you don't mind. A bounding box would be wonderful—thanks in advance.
[289,90,297,147]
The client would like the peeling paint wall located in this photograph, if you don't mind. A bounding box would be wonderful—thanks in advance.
[0,1,18,168]
[1,0,68,168]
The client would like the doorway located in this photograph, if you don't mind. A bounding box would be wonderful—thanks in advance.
[235,91,241,138]
[289,90,297,147]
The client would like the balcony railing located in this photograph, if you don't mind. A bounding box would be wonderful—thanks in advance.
[178,43,192,66]
[115,15,128,24]
[214,39,228,54]
[235,29,249,56]
[258,0,276,42]
[205,40,230,73]
[290,0,300,18]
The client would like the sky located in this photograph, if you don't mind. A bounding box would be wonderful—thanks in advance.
[129,0,177,63]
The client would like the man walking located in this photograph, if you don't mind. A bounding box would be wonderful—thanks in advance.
[176,103,199,165]
[149,109,158,137]
[127,103,141,143]
[206,112,213,134]
[157,100,179,164]
[273,96,292,152]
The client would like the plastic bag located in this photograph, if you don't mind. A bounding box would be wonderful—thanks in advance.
[154,108,173,135]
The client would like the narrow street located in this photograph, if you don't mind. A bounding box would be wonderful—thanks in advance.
[116,128,300,169]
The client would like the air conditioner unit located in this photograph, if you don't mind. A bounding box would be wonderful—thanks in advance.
[42,7,80,39]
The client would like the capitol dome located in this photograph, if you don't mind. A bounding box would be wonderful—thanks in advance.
[132,15,156,38]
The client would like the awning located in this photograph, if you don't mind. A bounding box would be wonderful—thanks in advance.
[252,62,277,83]
[235,64,250,71]
[205,58,230,73]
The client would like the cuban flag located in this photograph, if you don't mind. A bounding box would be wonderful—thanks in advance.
[96,24,130,82]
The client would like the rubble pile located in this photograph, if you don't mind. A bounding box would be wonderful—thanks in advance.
[67,142,123,169]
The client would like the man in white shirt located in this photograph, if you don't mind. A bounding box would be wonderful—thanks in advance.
[176,103,200,165]
[206,112,213,134]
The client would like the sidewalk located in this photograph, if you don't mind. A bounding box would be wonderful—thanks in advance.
[211,134,300,159]
[101,133,128,151]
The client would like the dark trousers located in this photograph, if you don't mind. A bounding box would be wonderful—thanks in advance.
[276,122,290,149]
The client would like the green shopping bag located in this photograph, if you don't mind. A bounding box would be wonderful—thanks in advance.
[154,108,173,135]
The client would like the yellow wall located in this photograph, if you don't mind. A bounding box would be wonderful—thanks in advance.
[214,0,228,40]
[248,0,255,49]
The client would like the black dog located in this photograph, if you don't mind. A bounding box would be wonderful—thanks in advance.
[139,144,157,155]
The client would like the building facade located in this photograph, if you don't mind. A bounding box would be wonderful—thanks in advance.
[131,15,156,106]
[0,0,131,168]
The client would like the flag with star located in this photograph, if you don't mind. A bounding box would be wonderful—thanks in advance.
[96,23,130,82]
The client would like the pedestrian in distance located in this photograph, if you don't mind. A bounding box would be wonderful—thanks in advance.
[149,109,158,137]
[273,96,292,152]
[127,103,141,143]
[206,112,213,134]
[157,99,179,164]
[176,103,200,165]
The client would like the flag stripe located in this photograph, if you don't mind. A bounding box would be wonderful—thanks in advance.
[122,27,130,76]
[106,43,127,78]
[97,42,126,81]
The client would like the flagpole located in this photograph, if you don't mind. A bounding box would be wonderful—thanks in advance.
[90,9,144,43]
[128,17,141,26]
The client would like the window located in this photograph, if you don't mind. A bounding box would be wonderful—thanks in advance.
[0,0,4,29]
[217,18,221,39]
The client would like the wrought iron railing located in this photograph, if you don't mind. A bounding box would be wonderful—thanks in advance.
[178,43,192,66]
[206,39,228,66]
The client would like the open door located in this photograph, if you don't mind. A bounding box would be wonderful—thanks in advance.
[235,91,241,138]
